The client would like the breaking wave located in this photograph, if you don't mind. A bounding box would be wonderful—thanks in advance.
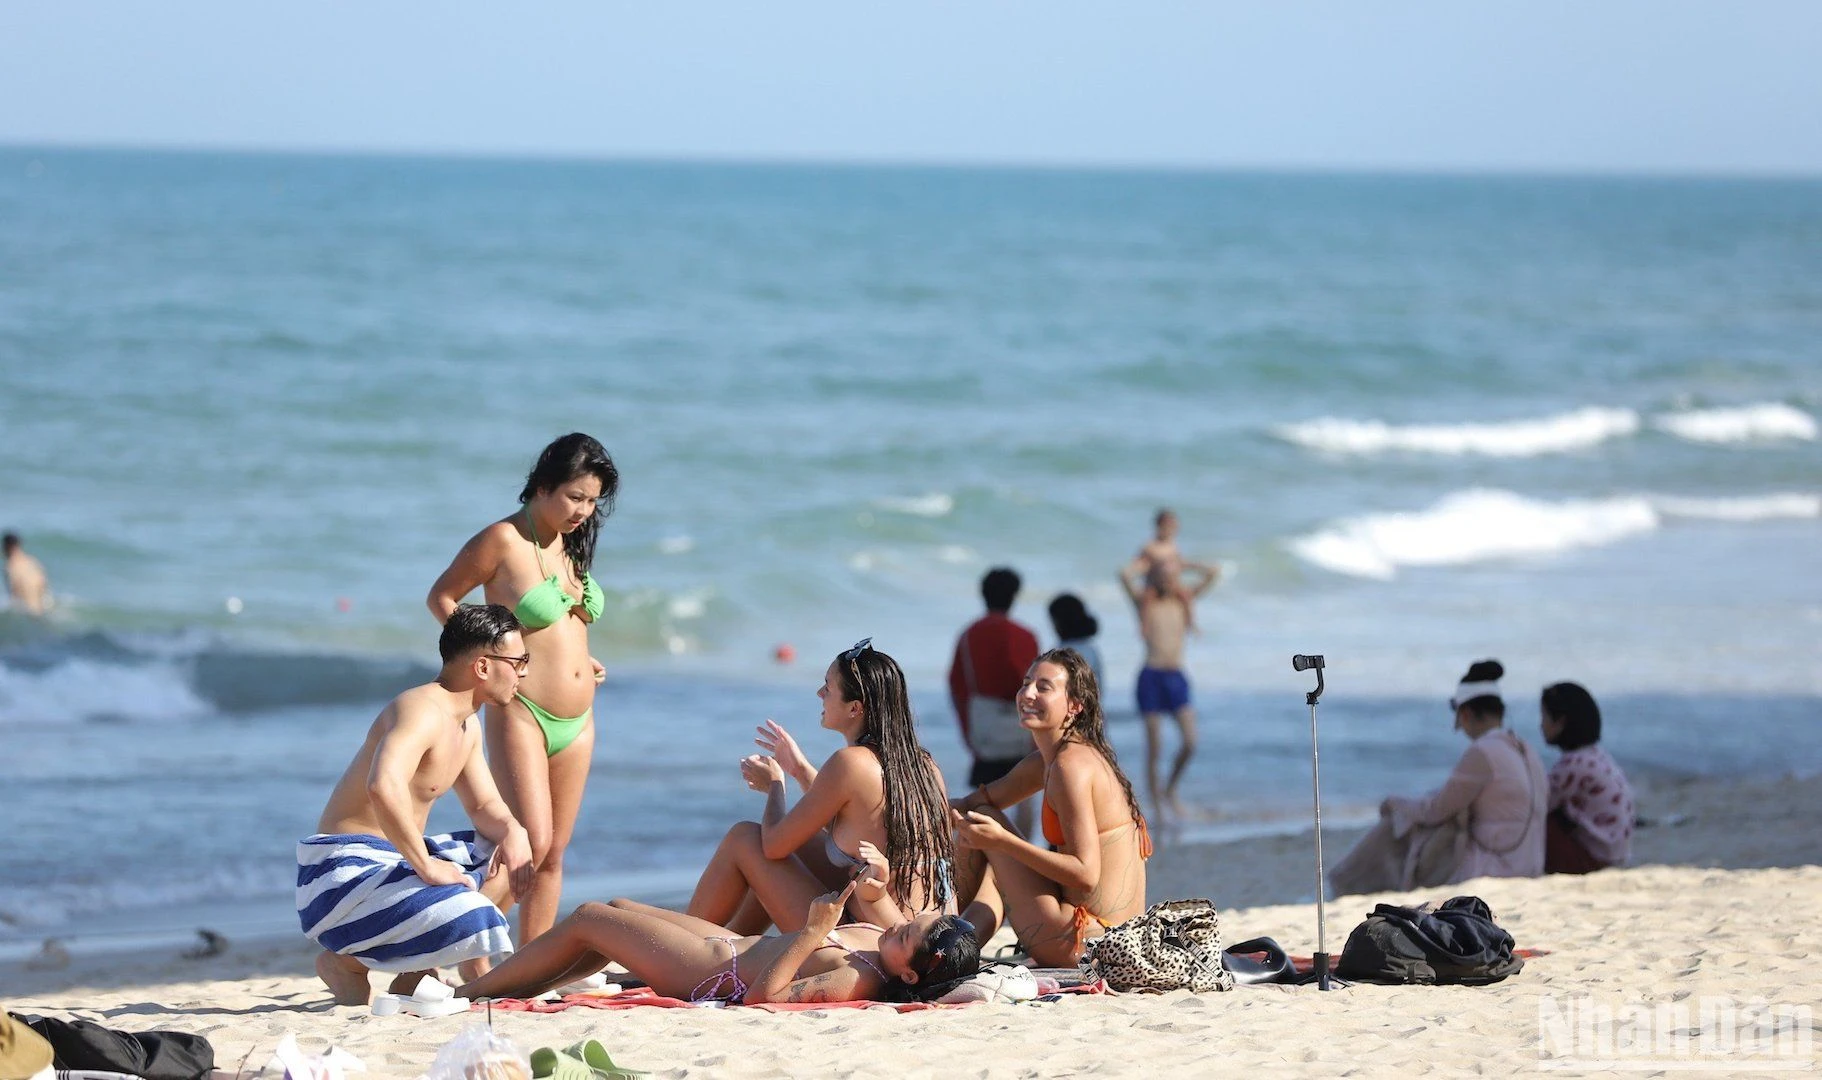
[1289,488,1817,580]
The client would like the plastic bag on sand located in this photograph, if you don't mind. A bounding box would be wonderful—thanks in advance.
[270,1033,365,1080]
[934,963,1047,1004]
[422,1024,530,1080]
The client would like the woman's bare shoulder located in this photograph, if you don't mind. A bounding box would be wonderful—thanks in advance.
[822,745,885,781]
[478,515,528,544]
[1053,741,1103,770]
[1049,742,1110,791]
[466,516,534,560]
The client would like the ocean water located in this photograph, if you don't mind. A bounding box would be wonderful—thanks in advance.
[2,148,1819,949]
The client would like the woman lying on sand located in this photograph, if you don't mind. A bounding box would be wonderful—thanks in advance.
[453,881,979,1005]
[687,639,955,932]
[950,648,1151,967]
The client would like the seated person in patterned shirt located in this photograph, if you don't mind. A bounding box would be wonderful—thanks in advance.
[1539,681,1635,874]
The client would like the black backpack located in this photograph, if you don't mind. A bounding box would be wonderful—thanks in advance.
[1334,895,1524,986]
[15,1014,214,1080]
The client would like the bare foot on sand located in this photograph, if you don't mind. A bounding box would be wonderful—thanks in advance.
[386,970,443,997]
[458,955,494,982]
[315,951,371,1006]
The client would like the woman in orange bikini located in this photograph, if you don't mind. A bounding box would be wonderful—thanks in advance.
[950,648,1150,967]
[427,433,618,943]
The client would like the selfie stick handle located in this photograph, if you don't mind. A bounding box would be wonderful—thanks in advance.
[1296,656,1332,991]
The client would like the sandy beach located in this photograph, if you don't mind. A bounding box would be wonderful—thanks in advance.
[8,770,1818,1078]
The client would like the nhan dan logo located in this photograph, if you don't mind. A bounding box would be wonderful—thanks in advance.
[1538,993,1813,1071]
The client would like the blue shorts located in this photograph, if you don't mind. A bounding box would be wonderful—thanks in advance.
[1136,667,1191,715]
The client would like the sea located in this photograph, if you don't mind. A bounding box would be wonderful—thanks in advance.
[1,147,1818,957]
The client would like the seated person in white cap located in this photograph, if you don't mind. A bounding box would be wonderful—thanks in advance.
[1329,659,1548,895]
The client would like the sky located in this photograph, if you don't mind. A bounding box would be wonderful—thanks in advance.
[3,2,1820,175]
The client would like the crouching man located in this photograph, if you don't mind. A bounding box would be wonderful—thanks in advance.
[298,603,536,1004]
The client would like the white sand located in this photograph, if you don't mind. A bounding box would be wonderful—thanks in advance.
[9,773,1819,1078]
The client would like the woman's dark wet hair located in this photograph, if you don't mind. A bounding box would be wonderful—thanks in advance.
[439,603,522,663]
[1456,658,1507,722]
[1041,647,1147,838]
[885,915,980,1003]
[837,643,955,911]
[519,433,619,575]
[1541,681,1602,751]
[1047,593,1099,642]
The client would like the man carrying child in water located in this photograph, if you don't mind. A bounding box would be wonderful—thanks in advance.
[297,604,536,1004]
[1121,509,1219,826]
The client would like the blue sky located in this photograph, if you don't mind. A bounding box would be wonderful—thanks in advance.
[3,2,1819,174]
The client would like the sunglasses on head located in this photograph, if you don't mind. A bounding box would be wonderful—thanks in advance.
[844,637,873,662]
[916,920,976,976]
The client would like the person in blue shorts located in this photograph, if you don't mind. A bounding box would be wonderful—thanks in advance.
[1120,548,1217,825]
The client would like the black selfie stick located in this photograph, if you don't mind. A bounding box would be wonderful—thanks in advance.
[1292,653,1331,991]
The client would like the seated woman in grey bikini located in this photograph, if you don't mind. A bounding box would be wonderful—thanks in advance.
[454,881,979,1005]
[687,639,955,931]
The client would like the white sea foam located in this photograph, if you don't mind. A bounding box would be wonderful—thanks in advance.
[1274,407,1640,457]
[666,589,713,620]
[874,492,955,517]
[1651,493,1821,522]
[1290,488,1821,580]
[1652,403,1818,444]
[656,535,696,555]
[0,657,210,725]
[1289,490,1659,580]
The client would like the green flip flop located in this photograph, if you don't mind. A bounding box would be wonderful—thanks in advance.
[563,1038,651,1080]
[529,1047,596,1080]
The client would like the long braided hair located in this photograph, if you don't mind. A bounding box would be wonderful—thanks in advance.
[838,646,955,910]
[1041,647,1147,841]
[518,433,620,576]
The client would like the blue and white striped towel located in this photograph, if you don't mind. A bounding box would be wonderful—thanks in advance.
[296,831,514,973]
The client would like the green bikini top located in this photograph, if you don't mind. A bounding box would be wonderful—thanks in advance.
[514,513,604,629]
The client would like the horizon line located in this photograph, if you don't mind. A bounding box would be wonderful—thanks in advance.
[5,138,1821,184]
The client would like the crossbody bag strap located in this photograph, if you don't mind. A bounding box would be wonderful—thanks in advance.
[1480,732,1539,856]
[958,623,979,697]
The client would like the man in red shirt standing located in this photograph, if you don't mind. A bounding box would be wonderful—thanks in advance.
[949,567,1041,836]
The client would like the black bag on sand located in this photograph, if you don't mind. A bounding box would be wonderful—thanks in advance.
[1334,895,1524,986]
[15,1014,214,1080]
[1221,937,1295,986]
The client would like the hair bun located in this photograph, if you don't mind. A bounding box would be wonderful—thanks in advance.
[1464,659,1504,682]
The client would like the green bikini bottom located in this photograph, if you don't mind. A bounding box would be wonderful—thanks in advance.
[516,693,592,757]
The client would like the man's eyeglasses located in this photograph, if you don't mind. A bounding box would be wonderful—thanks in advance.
[486,653,532,675]
[843,638,873,662]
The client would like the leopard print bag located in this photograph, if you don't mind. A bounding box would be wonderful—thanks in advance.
[1079,898,1237,992]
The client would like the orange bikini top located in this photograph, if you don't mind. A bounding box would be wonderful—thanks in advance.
[1041,798,1153,859]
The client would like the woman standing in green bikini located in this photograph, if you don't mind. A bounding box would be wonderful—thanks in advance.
[428,433,619,943]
